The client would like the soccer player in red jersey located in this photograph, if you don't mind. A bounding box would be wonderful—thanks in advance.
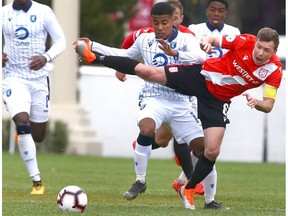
[75,27,282,210]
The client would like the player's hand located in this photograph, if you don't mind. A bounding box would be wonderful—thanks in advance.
[29,55,47,70]
[2,53,8,67]
[200,41,215,54]
[242,92,257,109]
[156,39,178,57]
[115,71,127,82]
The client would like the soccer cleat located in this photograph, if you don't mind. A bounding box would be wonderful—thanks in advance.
[173,178,204,196]
[173,178,185,194]
[179,185,195,210]
[31,180,46,195]
[204,200,230,210]
[74,38,96,63]
[194,182,204,195]
[123,180,146,200]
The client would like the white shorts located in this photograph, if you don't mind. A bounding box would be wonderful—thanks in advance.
[2,76,50,123]
[137,97,203,144]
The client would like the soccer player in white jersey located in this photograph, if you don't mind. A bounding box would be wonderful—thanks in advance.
[75,1,207,201]
[174,0,241,208]
[2,0,66,194]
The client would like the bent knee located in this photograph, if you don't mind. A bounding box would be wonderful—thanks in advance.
[204,148,220,161]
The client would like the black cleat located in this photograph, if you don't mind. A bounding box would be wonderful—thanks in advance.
[123,180,146,200]
[204,200,230,210]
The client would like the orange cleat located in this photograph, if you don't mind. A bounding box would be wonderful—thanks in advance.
[179,185,195,210]
[194,182,204,195]
[73,38,96,63]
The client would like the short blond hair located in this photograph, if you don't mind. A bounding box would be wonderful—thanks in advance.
[166,0,184,15]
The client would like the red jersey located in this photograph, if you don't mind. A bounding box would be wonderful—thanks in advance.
[121,25,194,49]
[201,34,283,101]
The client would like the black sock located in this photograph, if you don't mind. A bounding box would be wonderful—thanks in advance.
[186,156,215,189]
[92,55,139,75]
[173,139,193,179]
[151,135,160,150]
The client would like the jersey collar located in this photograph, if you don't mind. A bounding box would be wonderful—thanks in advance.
[167,26,178,42]
[206,21,224,32]
[13,0,32,12]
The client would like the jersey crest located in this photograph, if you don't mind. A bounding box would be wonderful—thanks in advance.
[30,15,37,22]
[258,68,269,78]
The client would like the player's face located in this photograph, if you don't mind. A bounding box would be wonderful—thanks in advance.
[172,8,183,28]
[206,2,227,28]
[252,40,277,65]
[152,14,174,40]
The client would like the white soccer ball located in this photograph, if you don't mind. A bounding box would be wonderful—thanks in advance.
[57,185,88,213]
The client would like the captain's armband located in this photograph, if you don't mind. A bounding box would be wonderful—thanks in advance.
[263,85,277,99]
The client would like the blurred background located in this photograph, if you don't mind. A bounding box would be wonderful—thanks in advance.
[2,0,286,163]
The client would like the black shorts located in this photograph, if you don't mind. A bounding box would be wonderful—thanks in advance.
[164,64,231,129]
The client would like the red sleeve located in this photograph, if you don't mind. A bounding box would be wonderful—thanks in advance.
[121,32,135,49]
[178,25,195,36]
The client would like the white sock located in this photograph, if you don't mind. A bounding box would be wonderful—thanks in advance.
[203,165,217,204]
[191,151,199,171]
[177,171,188,184]
[18,134,40,179]
[134,142,152,183]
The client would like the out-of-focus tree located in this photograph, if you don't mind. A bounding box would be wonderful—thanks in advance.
[240,0,285,35]
[80,0,138,47]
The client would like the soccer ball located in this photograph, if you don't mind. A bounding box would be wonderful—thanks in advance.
[57,185,88,213]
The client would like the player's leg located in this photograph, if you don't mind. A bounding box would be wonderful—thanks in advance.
[168,100,204,209]
[3,78,46,194]
[179,95,231,210]
[30,121,47,143]
[123,98,165,200]
[202,164,217,206]
[180,127,226,210]
[74,41,169,85]
[154,124,173,148]
[28,77,50,194]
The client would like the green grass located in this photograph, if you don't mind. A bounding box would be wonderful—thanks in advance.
[2,152,285,216]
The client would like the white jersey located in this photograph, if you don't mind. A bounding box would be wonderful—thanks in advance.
[189,22,240,58]
[2,1,66,80]
[92,28,206,101]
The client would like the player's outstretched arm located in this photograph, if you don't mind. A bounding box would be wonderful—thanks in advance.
[242,92,275,113]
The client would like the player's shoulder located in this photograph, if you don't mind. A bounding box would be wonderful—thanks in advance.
[31,1,52,13]
[2,3,12,12]
[222,24,240,35]
[133,27,154,40]
[178,25,194,35]
[188,23,206,31]
[270,54,283,67]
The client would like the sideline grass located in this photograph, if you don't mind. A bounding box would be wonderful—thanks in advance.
[2,152,285,216]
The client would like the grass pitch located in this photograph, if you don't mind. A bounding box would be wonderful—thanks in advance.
[2,152,285,216]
